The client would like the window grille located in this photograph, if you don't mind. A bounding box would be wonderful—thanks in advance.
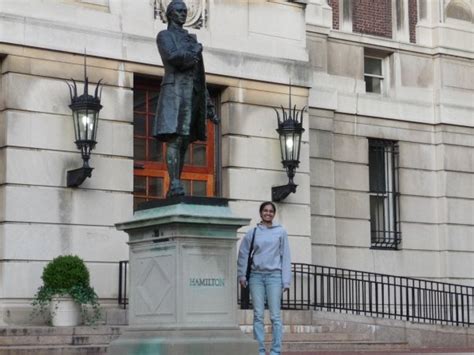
[368,139,401,249]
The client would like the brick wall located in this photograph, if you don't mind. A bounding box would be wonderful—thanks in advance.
[409,0,417,43]
[329,0,339,30]
[352,0,392,38]
[330,0,417,43]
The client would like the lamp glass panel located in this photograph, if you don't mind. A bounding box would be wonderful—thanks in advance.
[293,133,302,161]
[285,133,295,161]
[92,111,99,142]
[72,111,81,142]
[279,134,286,162]
[75,109,97,142]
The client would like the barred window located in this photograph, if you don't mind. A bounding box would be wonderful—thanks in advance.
[368,139,401,249]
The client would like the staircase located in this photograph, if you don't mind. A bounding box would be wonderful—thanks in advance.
[1,309,473,354]
[0,326,121,355]
[240,310,409,352]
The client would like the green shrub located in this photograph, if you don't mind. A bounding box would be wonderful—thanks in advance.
[42,255,90,290]
[32,255,101,324]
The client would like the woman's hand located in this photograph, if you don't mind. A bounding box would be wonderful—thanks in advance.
[239,279,247,288]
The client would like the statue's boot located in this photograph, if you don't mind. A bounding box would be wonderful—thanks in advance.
[166,138,186,197]
[167,179,185,197]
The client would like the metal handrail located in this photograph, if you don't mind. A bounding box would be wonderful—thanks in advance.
[118,260,128,309]
[118,261,473,326]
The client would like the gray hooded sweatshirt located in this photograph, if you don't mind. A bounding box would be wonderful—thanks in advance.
[237,223,291,288]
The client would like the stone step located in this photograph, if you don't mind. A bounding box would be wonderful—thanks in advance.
[271,332,372,342]
[0,345,107,355]
[0,334,118,346]
[240,325,331,334]
[241,324,372,342]
[0,326,123,348]
[0,326,122,337]
[278,340,409,352]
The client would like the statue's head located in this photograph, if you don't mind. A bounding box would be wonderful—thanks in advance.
[166,0,188,26]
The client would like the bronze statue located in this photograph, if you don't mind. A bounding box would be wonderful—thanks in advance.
[153,0,219,198]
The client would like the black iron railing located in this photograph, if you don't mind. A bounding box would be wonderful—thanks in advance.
[118,260,128,309]
[118,261,473,326]
[241,263,473,326]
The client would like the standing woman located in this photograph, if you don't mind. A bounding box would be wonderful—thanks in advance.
[238,201,291,355]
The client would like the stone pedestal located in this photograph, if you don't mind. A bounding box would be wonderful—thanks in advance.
[108,197,258,355]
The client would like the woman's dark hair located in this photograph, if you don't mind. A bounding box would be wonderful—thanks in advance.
[259,201,276,214]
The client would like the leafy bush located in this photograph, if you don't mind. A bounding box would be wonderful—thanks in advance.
[32,255,101,324]
[42,255,90,290]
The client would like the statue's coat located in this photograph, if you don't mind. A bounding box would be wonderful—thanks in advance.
[153,27,208,143]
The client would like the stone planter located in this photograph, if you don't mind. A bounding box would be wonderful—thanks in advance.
[50,296,81,326]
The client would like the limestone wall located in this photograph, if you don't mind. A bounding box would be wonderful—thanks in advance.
[0,47,133,324]
[306,0,474,285]
[0,0,309,85]
[0,0,472,325]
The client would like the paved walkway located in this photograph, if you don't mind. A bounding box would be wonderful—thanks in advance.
[282,349,474,354]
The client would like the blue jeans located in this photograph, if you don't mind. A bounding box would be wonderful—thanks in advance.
[249,271,283,355]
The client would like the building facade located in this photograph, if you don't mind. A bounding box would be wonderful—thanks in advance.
[0,0,472,325]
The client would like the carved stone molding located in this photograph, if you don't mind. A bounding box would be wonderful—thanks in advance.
[155,0,207,29]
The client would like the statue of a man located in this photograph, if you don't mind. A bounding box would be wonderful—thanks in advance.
[153,0,219,198]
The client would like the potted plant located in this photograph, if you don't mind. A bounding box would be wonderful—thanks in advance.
[32,255,101,326]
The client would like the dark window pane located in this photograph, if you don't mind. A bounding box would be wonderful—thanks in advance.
[149,140,163,162]
[134,176,147,195]
[365,77,382,93]
[147,114,154,138]
[134,90,146,112]
[148,177,163,197]
[133,197,147,210]
[134,138,146,161]
[193,144,206,166]
[193,180,207,196]
[369,144,386,192]
[134,176,147,194]
[370,195,385,233]
[134,113,146,136]
[364,58,382,75]
[182,180,191,195]
[184,146,191,165]
[149,92,160,114]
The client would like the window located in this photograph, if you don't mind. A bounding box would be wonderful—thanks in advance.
[133,76,217,209]
[364,56,384,94]
[368,139,401,249]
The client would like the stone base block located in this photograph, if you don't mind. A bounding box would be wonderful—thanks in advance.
[108,327,258,355]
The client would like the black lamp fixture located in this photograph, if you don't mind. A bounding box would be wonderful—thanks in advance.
[66,53,103,187]
[272,84,305,202]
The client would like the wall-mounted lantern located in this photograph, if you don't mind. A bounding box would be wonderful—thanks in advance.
[272,85,305,202]
[66,56,103,187]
